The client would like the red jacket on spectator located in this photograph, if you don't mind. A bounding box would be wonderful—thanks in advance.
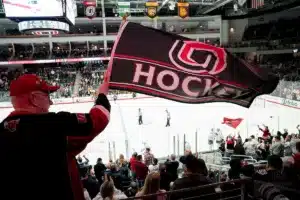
[293,153,300,170]
[133,160,148,180]
[259,127,271,138]
[130,157,136,172]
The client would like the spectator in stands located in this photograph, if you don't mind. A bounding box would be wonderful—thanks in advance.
[82,167,100,199]
[291,141,300,175]
[135,172,167,200]
[165,154,179,182]
[144,147,154,166]
[94,158,106,186]
[149,158,159,172]
[93,174,127,200]
[290,134,300,154]
[225,135,235,157]
[104,164,123,191]
[254,155,288,184]
[159,164,172,191]
[284,135,293,157]
[270,136,284,157]
[234,138,245,155]
[258,125,271,142]
[228,159,242,180]
[171,155,214,200]
[257,138,269,160]
[244,136,258,159]
[0,74,111,200]
[133,155,148,188]
[78,155,91,177]
[129,152,138,178]
[116,154,125,168]
[84,188,91,200]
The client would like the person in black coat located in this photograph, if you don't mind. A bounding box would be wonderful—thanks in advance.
[165,154,179,182]
[234,138,245,155]
[94,158,106,185]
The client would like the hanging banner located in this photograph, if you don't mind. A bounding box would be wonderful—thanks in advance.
[83,0,97,19]
[118,1,130,18]
[177,1,189,19]
[145,0,158,19]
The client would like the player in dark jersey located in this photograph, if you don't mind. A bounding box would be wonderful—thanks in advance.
[113,93,117,103]
[0,74,111,200]
[166,109,171,127]
[138,108,143,125]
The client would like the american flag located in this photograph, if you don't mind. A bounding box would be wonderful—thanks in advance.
[251,0,264,9]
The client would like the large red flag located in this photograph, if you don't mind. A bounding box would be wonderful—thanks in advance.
[222,117,243,129]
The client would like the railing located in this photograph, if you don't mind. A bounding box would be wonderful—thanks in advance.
[121,178,300,200]
[123,177,252,200]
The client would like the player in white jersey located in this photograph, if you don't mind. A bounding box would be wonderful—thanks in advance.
[208,128,215,150]
[215,128,224,144]
[138,108,143,125]
[113,94,117,103]
[165,109,171,127]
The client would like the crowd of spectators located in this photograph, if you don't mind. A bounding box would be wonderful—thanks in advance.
[0,45,111,61]
[0,62,132,102]
[77,124,300,200]
[227,16,300,50]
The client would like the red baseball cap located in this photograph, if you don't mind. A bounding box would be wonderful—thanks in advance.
[10,74,60,96]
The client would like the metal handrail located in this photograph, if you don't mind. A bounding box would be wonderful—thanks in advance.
[122,177,252,200]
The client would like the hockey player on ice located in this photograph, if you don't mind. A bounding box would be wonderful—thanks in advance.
[165,109,171,127]
[215,128,224,144]
[138,108,143,125]
[208,128,215,150]
[113,94,117,103]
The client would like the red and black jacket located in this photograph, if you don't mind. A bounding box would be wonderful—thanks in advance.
[0,93,110,200]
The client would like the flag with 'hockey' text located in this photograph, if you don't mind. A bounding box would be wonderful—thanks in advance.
[106,22,279,108]
[222,117,243,129]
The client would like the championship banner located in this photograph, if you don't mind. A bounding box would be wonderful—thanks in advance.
[118,1,130,18]
[106,22,279,108]
[84,0,97,19]
[145,0,158,19]
[177,1,189,19]
[222,118,243,129]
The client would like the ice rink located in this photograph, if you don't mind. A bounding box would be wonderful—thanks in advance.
[0,95,300,164]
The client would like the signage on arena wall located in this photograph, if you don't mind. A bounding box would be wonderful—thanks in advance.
[118,1,130,18]
[0,57,110,65]
[83,0,97,19]
[145,0,158,19]
[177,1,189,19]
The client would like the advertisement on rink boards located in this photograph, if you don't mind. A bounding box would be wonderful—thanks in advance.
[106,22,279,108]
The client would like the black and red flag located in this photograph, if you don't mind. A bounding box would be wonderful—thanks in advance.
[106,22,279,108]
[222,117,243,129]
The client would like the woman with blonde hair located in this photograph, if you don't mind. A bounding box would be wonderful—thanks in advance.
[135,172,166,200]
